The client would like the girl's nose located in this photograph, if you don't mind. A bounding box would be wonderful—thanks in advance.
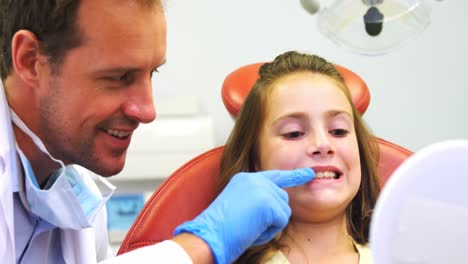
[307,130,335,158]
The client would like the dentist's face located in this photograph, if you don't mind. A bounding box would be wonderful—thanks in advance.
[37,0,167,176]
[257,72,361,222]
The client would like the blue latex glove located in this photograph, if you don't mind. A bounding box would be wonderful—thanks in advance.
[174,168,315,264]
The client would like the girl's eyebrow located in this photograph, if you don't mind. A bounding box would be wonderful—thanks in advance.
[325,109,353,119]
[272,109,352,124]
[271,112,308,126]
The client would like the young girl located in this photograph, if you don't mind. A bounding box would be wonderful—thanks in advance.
[218,51,380,263]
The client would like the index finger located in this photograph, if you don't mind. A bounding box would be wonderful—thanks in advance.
[260,168,315,188]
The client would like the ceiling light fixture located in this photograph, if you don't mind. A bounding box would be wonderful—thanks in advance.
[301,0,435,55]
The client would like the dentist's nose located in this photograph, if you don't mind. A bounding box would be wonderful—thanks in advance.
[122,79,156,124]
[307,129,334,158]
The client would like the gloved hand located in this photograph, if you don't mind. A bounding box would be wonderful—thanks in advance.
[173,168,315,264]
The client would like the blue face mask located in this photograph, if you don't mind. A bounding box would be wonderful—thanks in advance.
[10,109,115,230]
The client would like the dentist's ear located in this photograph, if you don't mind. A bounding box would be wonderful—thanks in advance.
[10,30,47,88]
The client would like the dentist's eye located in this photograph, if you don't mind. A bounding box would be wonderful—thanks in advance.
[282,131,304,139]
[118,72,133,83]
[107,72,134,84]
[330,129,349,137]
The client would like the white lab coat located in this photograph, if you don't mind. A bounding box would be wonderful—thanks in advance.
[0,82,192,263]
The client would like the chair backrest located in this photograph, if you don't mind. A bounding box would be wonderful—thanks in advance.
[118,147,224,254]
[377,138,413,188]
[118,63,412,255]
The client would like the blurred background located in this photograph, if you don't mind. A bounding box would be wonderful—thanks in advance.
[156,0,467,151]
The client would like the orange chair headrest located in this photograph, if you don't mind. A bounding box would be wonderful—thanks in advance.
[221,63,371,117]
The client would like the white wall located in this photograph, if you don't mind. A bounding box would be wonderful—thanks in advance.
[153,0,468,152]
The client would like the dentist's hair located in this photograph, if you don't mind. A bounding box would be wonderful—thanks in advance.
[0,0,162,80]
[218,51,380,263]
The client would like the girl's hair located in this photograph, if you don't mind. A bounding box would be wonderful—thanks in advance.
[218,51,380,263]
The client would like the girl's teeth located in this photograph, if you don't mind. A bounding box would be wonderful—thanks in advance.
[315,171,338,179]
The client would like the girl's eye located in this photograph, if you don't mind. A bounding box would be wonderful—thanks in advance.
[282,131,304,139]
[330,129,349,137]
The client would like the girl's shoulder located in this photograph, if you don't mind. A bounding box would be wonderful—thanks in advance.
[263,250,289,264]
[355,243,374,264]
[263,243,373,264]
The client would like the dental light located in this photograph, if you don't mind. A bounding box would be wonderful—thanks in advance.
[301,0,434,55]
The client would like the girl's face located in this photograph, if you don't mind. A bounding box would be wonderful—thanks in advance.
[257,72,361,222]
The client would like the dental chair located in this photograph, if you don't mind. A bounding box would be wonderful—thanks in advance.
[118,63,413,255]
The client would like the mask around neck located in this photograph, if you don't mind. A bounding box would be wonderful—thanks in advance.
[9,108,66,173]
[10,108,115,229]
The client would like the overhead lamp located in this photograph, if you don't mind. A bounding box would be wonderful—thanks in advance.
[300,0,321,15]
[301,0,433,55]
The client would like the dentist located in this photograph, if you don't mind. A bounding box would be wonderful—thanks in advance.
[0,0,314,263]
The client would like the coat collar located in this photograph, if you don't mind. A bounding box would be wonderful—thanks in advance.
[0,80,18,262]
